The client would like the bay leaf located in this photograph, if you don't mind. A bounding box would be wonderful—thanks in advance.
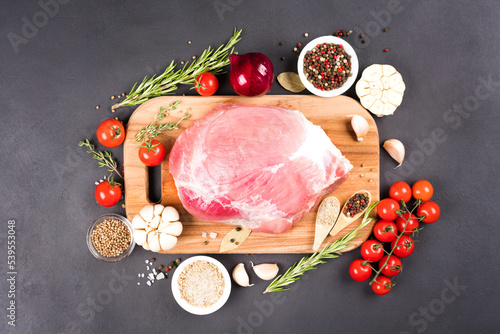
[277,72,306,93]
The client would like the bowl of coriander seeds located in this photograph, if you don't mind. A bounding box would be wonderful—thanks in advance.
[298,35,359,97]
[87,214,135,262]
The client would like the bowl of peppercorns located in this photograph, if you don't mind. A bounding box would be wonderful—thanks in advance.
[87,214,135,262]
[298,35,359,97]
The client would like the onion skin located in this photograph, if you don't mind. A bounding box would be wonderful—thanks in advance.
[229,53,274,96]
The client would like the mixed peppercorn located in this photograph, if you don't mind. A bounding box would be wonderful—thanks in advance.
[303,43,352,91]
[343,192,369,218]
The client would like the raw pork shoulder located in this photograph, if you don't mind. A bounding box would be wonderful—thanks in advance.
[169,104,352,234]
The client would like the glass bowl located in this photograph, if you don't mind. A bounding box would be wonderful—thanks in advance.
[297,35,359,97]
[87,213,135,262]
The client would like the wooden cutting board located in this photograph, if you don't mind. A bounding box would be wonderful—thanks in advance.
[124,95,379,253]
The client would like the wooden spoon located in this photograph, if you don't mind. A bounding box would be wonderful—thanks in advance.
[313,196,340,251]
[329,190,372,239]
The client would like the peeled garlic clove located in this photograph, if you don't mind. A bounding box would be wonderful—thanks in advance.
[132,214,148,229]
[161,206,180,222]
[383,139,405,168]
[149,234,162,252]
[159,221,183,236]
[159,233,177,251]
[232,263,253,287]
[349,115,369,142]
[134,229,147,246]
[142,242,150,251]
[139,204,154,222]
[153,204,165,217]
[150,215,161,229]
[251,262,279,281]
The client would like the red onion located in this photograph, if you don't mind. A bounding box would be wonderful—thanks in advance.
[229,53,274,96]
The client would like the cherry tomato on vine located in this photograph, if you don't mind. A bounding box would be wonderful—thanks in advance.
[96,119,125,148]
[396,212,420,235]
[94,181,122,207]
[360,240,384,262]
[194,72,219,96]
[373,220,398,243]
[412,180,434,201]
[389,181,412,203]
[377,198,400,221]
[391,235,415,258]
[349,259,373,282]
[379,255,403,277]
[371,275,392,295]
[138,140,166,167]
[417,201,441,224]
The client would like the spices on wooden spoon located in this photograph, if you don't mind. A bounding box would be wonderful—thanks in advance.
[329,190,372,239]
[313,196,340,251]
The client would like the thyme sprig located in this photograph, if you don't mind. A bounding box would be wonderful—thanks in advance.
[134,101,191,143]
[112,28,242,111]
[263,202,378,294]
[79,139,123,181]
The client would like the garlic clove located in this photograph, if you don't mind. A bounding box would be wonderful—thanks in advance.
[149,234,162,252]
[383,139,405,168]
[132,214,148,229]
[146,230,158,244]
[159,233,177,251]
[232,263,253,287]
[139,204,154,222]
[158,221,183,236]
[250,262,279,281]
[134,229,147,246]
[142,242,150,251]
[153,204,165,217]
[349,115,369,142]
[161,206,180,222]
[150,215,161,229]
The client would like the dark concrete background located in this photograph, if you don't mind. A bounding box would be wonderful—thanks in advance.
[1,1,499,333]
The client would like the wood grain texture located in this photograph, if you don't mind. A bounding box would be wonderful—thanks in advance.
[124,95,379,254]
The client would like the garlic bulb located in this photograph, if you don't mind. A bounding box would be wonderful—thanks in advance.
[383,139,405,167]
[251,262,279,281]
[132,204,183,253]
[356,64,405,117]
[349,115,369,141]
[232,263,253,287]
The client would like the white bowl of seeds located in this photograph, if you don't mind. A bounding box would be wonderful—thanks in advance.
[171,256,231,315]
[298,35,359,97]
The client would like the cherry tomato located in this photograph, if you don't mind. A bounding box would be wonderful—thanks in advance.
[371,275,392,295]
[373,220,398,243]
[379,255,403,277]
[349,259,372,282]
[417,201,441,224]
[377,198,400,221]
[94,181,122,207]
[96,119,125,148]
[360,240,384,262]
[412,180,434,201]
[389,181,412,203]
[138,140,166,167]
[396,212,420,235]
[194,72,219,96]
[391,235,415,258]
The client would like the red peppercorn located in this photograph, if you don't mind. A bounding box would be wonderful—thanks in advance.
[339,44,343,48]
[384,48,389,52]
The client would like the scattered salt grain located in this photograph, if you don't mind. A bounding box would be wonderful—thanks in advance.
[146,281,152,286]
[137,282,140,285]
[210,232,218,239]
[202,232,207,238]
[146,266,150,270]
[156,272,165,280]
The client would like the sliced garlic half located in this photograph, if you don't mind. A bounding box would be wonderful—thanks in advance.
[356,64,405,117]
[132,204,183,253]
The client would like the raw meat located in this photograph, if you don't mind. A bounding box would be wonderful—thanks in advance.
[169,104,352,234]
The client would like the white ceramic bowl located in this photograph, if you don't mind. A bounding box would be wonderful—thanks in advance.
[297,35,359,97]
[171,256,231,315]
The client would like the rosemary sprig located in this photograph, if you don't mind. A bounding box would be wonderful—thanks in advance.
[79,139,123,180]
[112,28,242,111]
[134,101,191,143]
[263,202,379,294]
